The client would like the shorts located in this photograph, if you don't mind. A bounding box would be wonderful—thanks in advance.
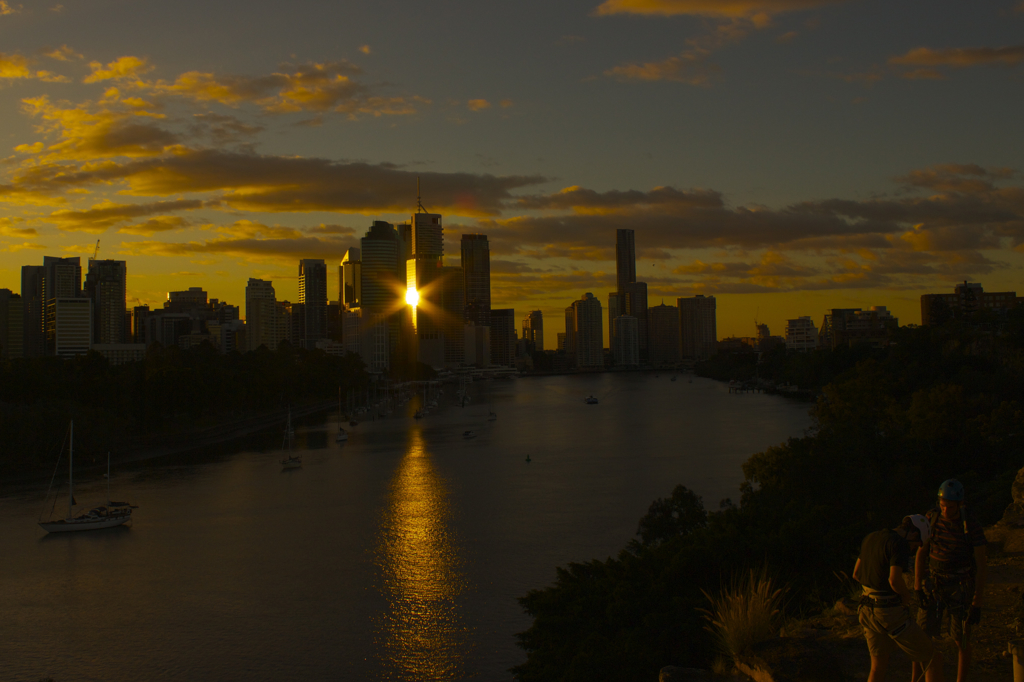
[917,575,975,644]
[859,604,936,662]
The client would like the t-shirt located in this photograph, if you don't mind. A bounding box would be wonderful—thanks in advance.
[858,529,909,595]
[929,511,986,571]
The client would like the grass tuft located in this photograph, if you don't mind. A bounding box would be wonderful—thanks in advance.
[699,567,788,663]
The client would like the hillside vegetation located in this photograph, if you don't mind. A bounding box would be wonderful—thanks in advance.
[513,320,1024,681]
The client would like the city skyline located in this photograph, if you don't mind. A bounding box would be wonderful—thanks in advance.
[1,1,1023,348]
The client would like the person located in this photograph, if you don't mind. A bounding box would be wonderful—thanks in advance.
[854,514,944,682]
[914,479,987,682]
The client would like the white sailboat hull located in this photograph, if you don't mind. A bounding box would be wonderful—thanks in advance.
[39,513,131,533]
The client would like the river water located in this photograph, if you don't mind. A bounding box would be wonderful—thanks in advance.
[0,373,813,681]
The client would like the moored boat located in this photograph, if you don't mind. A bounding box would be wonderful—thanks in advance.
[39,422,137,533]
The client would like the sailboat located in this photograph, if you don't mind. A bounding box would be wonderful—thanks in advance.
[39,422,137,533]
[280,409,302,469]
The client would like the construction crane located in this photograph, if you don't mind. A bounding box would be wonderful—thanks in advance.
[90,239,100,263]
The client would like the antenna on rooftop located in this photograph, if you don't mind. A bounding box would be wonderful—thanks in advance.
[416,176,428,214]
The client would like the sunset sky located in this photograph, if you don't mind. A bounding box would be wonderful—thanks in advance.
[1,0,1022,347]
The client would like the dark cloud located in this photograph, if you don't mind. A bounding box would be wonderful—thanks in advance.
[8,149,549,216]
[890,45,1024,68]
[51,199,206,232]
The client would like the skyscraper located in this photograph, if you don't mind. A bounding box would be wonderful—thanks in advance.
[412,212,443,262]
[566,293,603,368]
[622,281,648,357]
[615,229,636,296]
[461,234,490,327]
[84,259,127,344]
[21,265,44,357]
[298,259,328,347]
[440,265,465,367]
[522,310,544,351]
[43,256,82,356]
[612,315,639,367]
[0,289,23,359]
[648,302,680,364]
[490,309,516,367]
[340,248,361,309]
[245,278,281,352]
[678,295,717,360]
[361,222,401,312]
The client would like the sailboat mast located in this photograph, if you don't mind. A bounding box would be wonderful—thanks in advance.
[107,451,111,503]
[67,420,74,521]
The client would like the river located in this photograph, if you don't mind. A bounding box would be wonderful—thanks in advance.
[0,372,813,681]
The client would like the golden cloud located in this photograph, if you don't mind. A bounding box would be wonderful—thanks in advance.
[0,219,36,237]
[83,56,154,83]
[50,198,205,232]
[605,51,717,84]
[118,215,189,235]
[0,53,65,81]
[0,54,32,79]
[19,96,178,161]
[594,0,841,18]
[43,45,82,62]
[467,99,491,111]
[148,61,425,116]
[890,45,1024,68]
[0,1,22,15]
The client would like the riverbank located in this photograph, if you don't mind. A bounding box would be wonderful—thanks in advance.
[0,399,338,484]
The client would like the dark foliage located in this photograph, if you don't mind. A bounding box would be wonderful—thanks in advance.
[513,324,1024,681]
[0,342,368,472]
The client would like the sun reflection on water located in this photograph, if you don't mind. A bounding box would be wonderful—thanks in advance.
[376,428,467,680]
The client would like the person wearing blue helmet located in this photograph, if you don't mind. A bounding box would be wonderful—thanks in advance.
[913,479,987,682]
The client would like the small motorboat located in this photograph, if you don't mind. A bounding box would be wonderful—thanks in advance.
[336,428,348,443]
[463,430,476,439]
[281,454,302,470]
[584,395,599,405]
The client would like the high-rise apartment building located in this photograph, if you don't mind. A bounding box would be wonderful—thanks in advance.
[785,316,819,351]
[461,234,490,327]
[490,309,516,367]
[566,293,603,368]
[648,302,680,364]
[522,310,544,352]
[340,248,361,310]
[245,278,282,352]
[52,298,92,358]
[678,295,717,360]
[298,259,327,347]
[21,265,45,357]
[0,289,24,359]
[84,259,127,345]
[920,281,1020,325]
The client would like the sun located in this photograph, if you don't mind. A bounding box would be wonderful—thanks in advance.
[405,287,419,306]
